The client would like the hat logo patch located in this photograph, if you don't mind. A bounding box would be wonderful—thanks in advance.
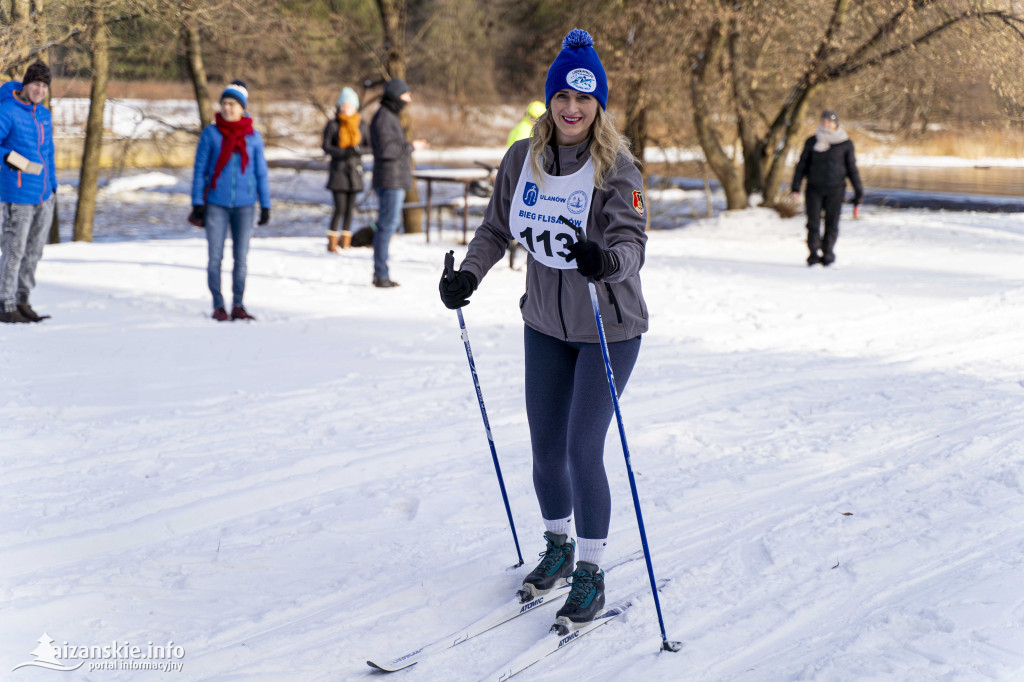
[566,69,597,93]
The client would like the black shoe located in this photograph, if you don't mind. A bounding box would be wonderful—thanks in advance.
[554,561,605,626]
[16,304,49,322]
[807,253,823,266]
[821,253,835,266]
[373,276,400,288]
[519,532,575,601]
[0,308,31,323]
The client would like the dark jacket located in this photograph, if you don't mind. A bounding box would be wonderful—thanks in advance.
[792,136,863,203]
[460,138,648,344]
[370,99,413,191]
[322,115,371,192]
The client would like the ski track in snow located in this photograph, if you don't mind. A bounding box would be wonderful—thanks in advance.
[2,205,1024,681]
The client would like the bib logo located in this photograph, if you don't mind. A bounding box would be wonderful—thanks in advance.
[567,190,588,215]
[565,69,597,93]
[632,190,645,217]
[523,182,539,207]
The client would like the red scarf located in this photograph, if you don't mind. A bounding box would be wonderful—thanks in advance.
[210,113,254,190]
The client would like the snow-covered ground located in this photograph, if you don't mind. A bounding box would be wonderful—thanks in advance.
[3,200,1024,681]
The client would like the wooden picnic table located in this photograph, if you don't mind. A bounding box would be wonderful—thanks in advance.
[413,168,492,244]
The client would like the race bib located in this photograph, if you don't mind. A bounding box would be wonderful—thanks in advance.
[509,157,595,270]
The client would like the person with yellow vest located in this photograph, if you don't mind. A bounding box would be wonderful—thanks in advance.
[506,101,546,148]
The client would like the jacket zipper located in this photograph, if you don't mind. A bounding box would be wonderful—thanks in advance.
[230,153,237,207]
[34,105,46,203]
[604,283,623,324]
[557,271,569,340]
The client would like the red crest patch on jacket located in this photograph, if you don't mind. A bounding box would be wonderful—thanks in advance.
[632,190,645,217]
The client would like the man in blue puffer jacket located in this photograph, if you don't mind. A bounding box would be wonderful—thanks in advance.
[0,61,57,323]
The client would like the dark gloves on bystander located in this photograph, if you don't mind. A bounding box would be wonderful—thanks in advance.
[259,208,270,225]
[564,240,615,280]
[188,205,205,227]
[439,270,478,309]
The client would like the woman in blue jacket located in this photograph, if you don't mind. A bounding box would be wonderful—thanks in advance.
[190,80,271,321]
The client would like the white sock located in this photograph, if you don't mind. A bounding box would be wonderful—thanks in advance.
[576,537,607,567]
[543,516,573,539]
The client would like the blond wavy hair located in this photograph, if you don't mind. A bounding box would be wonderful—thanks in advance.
[528,106,635,190]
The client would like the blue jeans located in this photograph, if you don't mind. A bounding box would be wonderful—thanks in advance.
[524,325,641,540]
[373,187,405,280]
[205,203,255,310]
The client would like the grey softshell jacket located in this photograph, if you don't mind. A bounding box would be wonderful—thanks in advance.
[460,138,649,344]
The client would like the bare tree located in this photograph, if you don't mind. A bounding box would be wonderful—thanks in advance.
[181,2,212,129]
[686,0,1024,210]
[73,2,110,242]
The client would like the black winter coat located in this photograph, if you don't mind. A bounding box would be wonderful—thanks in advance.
[370,102,413,191]
[322,116,371,192]
[792,136,864,203]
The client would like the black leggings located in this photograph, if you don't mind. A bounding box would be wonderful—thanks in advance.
[524,324,641,539]
[330,191,357,233]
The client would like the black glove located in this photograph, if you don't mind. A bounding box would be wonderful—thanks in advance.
[564,240,614,280]
[3,153,15,170]
[439,270,478,309]
[258,207,270,225]
[188,205,205,227]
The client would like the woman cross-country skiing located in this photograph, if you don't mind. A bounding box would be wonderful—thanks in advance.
[439,28,648,626]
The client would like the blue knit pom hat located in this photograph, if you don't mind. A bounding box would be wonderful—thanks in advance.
[221,80,248,109]
[338,87,359,109]
[544,29,608,109]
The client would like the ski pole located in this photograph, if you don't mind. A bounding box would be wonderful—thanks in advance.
[444,250,525,568]
[558,217,681,652]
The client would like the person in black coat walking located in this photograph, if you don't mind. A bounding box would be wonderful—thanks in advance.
[323,87,370,252]
[791,110,863,266]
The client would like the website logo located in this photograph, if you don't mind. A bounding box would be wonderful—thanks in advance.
[11,633,186,674]
[12,634,83,672]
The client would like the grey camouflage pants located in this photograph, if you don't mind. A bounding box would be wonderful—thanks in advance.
[0,195,55,311]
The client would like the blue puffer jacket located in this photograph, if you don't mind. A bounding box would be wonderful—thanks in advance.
[0,81,57,205]
[190,118,271,209]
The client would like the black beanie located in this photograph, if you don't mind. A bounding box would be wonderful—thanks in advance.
[821,110,839,124]
[384,78,409,101]
[23,61,51,87]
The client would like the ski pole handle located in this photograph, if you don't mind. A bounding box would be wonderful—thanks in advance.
[444,250,456,282]
[558,215,585,244]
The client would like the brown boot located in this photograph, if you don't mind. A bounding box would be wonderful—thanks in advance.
[327,230,341,253]
[340,230,353,249]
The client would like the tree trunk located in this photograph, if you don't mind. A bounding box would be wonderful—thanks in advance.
[761,84,817,204]
[183,15,213,129]
[690,25,747,211]
[624,73,647,173]
[375,0,421,233]
[73,9,109,243]
[376,0,407,80]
